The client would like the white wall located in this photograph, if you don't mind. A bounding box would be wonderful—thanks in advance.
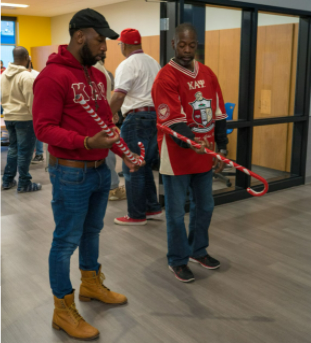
[51,0,307,44]
[51,0,160,45]
[205,7,299,31]
[230,0,311,12]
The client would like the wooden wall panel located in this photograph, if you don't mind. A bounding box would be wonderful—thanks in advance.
[105,40,124,77]
[254,24,293,119]
[205,23,297,171]
[30,35,160,76]
[31,45,58,72]
[205,31,220,76]
[141,35,160,63]
[253,123,289,170]
[253,24,296,171]
[205,28,240,160]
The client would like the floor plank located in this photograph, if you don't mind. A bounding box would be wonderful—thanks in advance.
[2,150,311,343]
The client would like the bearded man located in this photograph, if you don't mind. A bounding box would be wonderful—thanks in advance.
[32,8,143,340]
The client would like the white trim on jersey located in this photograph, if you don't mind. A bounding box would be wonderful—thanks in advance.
[215,92,228,121]
[169,59,199,79]
[160,135,174,175]
[161,105,187,127]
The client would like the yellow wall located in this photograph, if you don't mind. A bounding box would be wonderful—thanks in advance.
[2,14,51,55]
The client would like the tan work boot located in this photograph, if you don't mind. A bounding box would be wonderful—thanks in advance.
[52,291,99,341]
[108,185,126,201]
[79,265,127,304]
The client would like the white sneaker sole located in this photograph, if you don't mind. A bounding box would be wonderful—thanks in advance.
[114,218,147,226]
[189,257,220,270]
[109,196,126,201]
[168,266,195,283]
[146,213,163,220]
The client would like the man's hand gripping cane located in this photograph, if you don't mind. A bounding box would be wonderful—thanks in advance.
[191,137,225,174]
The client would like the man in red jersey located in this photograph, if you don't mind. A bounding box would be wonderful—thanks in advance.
[33,8,143,340]
[152,23,228,283]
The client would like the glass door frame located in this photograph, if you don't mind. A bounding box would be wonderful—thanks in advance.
[159,0,311,206]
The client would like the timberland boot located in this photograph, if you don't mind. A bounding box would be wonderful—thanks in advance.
[79,265,127,304]
[52,291,99,340]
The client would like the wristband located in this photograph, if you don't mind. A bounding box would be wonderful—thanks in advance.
[84,136,91,150]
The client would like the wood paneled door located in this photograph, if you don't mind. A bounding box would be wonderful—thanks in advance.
[205,23,298,172]
[253,23,298,172]
[205,28,241,161]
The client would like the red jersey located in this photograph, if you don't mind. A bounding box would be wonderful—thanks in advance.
[152,60,227,175]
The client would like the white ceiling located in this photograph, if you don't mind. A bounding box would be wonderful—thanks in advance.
[1,0,130,17]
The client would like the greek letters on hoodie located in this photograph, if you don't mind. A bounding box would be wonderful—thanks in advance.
[33,45,124,161]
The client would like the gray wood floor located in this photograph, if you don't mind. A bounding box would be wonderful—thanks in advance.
[2,149,311,343]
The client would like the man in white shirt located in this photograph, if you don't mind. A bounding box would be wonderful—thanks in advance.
[110,28,162,226]
[94,58,126,201]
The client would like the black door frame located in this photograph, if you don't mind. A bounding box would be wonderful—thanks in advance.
[158,0,311,207]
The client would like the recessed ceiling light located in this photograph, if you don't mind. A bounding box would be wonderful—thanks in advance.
[1,3,29,8]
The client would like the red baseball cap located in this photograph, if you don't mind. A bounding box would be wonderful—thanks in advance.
[117,28,141,45]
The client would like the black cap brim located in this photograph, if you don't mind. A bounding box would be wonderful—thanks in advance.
[95,27,119,40]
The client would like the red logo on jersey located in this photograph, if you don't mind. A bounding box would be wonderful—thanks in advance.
[189,92,214,133]
[158,104,170,120]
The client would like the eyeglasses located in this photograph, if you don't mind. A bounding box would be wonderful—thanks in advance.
[118,42,123,46]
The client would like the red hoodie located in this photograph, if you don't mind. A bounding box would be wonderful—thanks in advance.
[33,45,124,161]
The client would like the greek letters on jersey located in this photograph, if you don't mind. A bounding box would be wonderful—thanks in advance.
[152,59,227,176]
[72,81,106,103]
[188,80,206,90]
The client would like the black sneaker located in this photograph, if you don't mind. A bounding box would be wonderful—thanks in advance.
[31,154,44,164]
[169,265,195,283]
[189,254,220,270]
[17,182,42,193]
[2,180,17,190]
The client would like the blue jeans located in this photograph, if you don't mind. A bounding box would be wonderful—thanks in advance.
[35,139,44,156]
[2,120,36,187]
[162,170,214,266]
[106,150,119,190]
[121,112,161,219]
[48,161,111,299]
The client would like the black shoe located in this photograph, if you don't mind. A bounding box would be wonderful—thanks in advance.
[17,182,42,193]
[31,154,44,164]
[189,254,220,270]
[118,171,124,177]
[2,179,17,190]
[169,265,195,283]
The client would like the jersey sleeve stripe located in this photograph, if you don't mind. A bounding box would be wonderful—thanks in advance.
[215,114,228,120]
[162,118,188,127]
[114,88,128,94]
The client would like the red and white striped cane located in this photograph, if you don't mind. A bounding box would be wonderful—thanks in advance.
[157,123,269,197]
[77,96,145,166]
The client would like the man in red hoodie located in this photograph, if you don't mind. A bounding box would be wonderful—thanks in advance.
[33,8,143,341]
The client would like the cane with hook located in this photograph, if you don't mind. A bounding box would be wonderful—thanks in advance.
[77,96,145,166]
[157,123,268,197]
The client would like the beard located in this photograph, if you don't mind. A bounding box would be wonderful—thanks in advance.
[81,43,98,66]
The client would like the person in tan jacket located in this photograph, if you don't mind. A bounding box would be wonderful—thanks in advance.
[1,46,42,192]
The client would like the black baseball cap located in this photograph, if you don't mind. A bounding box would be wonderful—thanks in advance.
[69,8,119,40]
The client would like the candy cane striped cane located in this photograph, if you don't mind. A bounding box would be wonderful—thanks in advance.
[77,96,145,165]
[157,123,268,197]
